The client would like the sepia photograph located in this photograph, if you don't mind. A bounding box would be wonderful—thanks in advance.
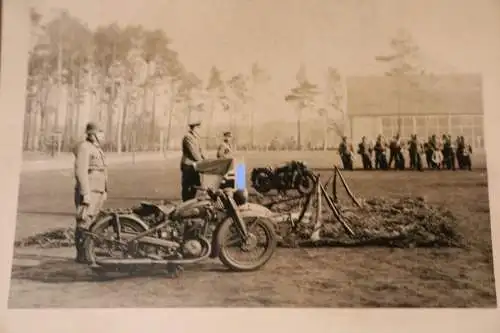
[5,0,499,310]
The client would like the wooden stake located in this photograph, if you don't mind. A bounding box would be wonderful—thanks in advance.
[336,166,362,208]
[332,166,338,203]
[320,182,356,237]
[310,175,323,241]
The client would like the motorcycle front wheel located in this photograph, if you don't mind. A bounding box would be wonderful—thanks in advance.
[252,169,274,194]
[216,216,277,272]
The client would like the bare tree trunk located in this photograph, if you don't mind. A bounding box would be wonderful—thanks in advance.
[64,85,73,151]
[73,66,82,143]
[165,80,176,150]
[206,93,215,149]
[323,114,328,151]
[117,88,130,154]
[23,110,30,150]
[150,84,157,149]
[297,108,302,150]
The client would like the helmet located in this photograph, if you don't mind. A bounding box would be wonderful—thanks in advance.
[85,122,101,134]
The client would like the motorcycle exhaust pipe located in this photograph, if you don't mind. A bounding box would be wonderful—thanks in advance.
[84,230,180,249]
[139,236,180,249]
[95,247,212,267]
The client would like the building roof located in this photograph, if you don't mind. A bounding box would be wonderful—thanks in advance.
[346,73,483,117]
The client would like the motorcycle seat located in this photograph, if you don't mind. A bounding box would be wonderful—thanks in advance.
[139,201,176,216]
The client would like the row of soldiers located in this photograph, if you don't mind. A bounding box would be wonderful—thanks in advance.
[71,120,233,263]
[338,133,473,171]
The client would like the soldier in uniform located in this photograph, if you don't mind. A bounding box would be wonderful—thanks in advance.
[408,134,423,171]
[456,136,472,170]
[217,131,233,159]
[428,134,439,169]
[357,136,373,170]
[442,134,456,170]
[338,136,353,170]
[73,122,108,263]
[373,134,388,170]
[180,120,205,201]
[456,136,464,169]
[388,133,404,170]
[217,131,236,188]
[423,137,432,169]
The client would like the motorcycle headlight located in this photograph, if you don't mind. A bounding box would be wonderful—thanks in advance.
[233,189,249,206]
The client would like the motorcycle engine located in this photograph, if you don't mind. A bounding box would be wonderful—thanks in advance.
[182,239,203,258]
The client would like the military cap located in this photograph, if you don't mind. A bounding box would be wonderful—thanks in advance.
[188,120,202,128]
[223,131,232,137]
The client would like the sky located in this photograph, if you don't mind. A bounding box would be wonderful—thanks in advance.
[30,0,500,121]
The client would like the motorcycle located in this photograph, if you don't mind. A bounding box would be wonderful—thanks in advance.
[83,159,278,276]
[250,160,315,195]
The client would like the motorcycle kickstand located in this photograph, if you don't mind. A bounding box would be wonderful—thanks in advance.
[166,263,184,278]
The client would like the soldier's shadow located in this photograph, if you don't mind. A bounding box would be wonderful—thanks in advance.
[10,253,227,283]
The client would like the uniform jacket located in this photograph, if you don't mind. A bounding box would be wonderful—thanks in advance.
[374,140,386,153]
[181,130,205,169]
[357,141,371,156]
[338,142,352,156]
[217,141,233,159]
[73,140,108,196]
[389,138,402,151]
[408,138,424,154]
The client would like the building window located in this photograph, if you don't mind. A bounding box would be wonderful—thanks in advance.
[451,115,464,127]
[400,116,413,139]
[448,115,484,149]
[473,115,483,127]
[437,116,449,133]
[415,116,427,139]
[381,116,399,139]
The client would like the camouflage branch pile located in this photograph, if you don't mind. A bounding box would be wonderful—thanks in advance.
[15,227,76,248]
[14,208,134,249]
[253,193,464,249]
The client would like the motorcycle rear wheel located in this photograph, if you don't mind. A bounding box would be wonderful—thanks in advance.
[83,214,148,265]
[217,216,277,272]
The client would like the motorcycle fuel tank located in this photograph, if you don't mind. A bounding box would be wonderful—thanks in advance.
[172,198,212,219]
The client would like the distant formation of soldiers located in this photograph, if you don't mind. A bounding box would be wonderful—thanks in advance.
[338,133,473,171]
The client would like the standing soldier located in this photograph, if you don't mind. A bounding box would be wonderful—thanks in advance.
[408,134,423,171]
[73,122,108,263]
[442,134,456,170]
[455,135,464,169]
[456,136,472,170]
[388,133,404,170]
[423,137,432,169]
[217,131,235,188]
[180,120,205,201]
[338,136,353,170]
[217,131,233,159]
[374,134,388,170]
[357,136,373,170]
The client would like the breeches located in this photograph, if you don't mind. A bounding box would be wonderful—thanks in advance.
[74,190,106,228]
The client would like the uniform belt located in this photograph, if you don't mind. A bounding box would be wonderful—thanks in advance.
[89,168,106,172]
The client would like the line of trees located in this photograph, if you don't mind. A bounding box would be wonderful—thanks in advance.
[23,9,425,155]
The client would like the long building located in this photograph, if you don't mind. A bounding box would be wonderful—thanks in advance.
[345,73,484,150]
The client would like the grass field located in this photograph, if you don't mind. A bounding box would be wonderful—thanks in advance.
[8,151,497,307]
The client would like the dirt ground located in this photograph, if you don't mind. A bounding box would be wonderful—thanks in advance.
[8,151,497,307]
